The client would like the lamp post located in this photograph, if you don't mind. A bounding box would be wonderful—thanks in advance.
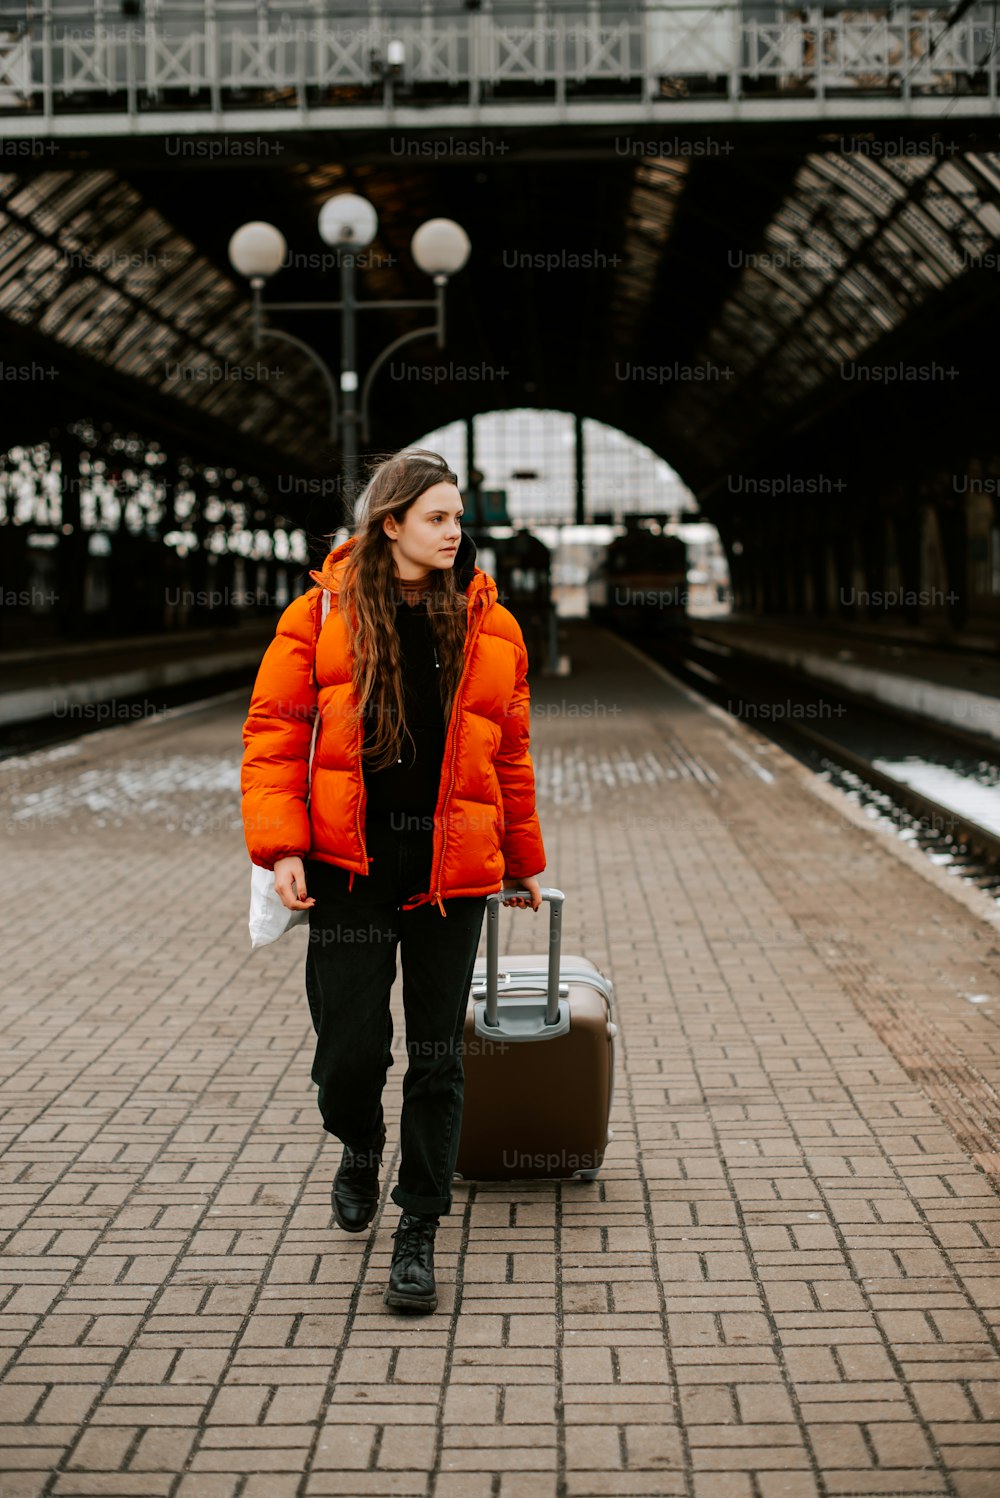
[227,193,471,528]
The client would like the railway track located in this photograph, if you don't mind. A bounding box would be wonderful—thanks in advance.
[636,625,1000,900]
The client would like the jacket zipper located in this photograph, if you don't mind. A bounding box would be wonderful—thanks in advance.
[354,723,369,879]
[334,584,367,885]
[428,590,487,915]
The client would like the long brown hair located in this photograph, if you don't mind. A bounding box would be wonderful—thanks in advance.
[341,449,469,771]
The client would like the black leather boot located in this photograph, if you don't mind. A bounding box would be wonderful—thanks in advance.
[384,1212,439,1313]
[331,1121,387,1234]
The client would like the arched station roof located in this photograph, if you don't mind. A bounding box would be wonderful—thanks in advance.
[1,122,999,529]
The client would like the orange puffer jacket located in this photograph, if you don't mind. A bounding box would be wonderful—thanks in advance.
[241,534,545,916]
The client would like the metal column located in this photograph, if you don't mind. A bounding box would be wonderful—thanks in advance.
[339,250,358,526]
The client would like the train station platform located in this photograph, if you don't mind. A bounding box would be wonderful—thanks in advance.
[0,623,276,731]
[694,617,1000,746]
[2,621,1000,1498]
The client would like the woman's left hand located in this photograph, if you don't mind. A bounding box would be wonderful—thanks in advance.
[502,874,543,911]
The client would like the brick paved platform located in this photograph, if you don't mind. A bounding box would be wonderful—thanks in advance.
[2,622,1000,1498]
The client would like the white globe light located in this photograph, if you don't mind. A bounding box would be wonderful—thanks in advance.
[228,221,287,280]
[318,194,379,248]
[411,218,471,279]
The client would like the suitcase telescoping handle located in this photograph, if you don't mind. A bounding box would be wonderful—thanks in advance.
[484,886,565,1029]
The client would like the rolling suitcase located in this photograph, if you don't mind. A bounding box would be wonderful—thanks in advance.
[453,888,616,1182]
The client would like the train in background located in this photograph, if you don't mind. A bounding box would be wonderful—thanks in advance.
[587,519,689,634]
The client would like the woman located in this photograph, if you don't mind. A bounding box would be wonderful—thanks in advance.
[241,449,546,1314]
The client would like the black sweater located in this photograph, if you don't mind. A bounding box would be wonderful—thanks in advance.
[362,599,446,822]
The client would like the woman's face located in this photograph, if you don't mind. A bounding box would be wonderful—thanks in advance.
[383,481,464,574]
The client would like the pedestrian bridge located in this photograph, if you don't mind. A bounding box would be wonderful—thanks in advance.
[0,1,998,135]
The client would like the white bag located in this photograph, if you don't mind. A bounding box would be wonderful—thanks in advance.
[248,587,331,950]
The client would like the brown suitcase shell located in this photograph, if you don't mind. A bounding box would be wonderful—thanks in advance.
[454,890,615,1181]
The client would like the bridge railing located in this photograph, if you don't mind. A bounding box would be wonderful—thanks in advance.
[0,4,994,118]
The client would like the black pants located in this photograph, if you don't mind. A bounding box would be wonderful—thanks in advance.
[304,814,487,1217]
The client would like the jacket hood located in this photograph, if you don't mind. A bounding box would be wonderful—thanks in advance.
[308,529,494,609]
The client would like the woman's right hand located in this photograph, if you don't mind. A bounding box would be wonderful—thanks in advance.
[274,856,316,912]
